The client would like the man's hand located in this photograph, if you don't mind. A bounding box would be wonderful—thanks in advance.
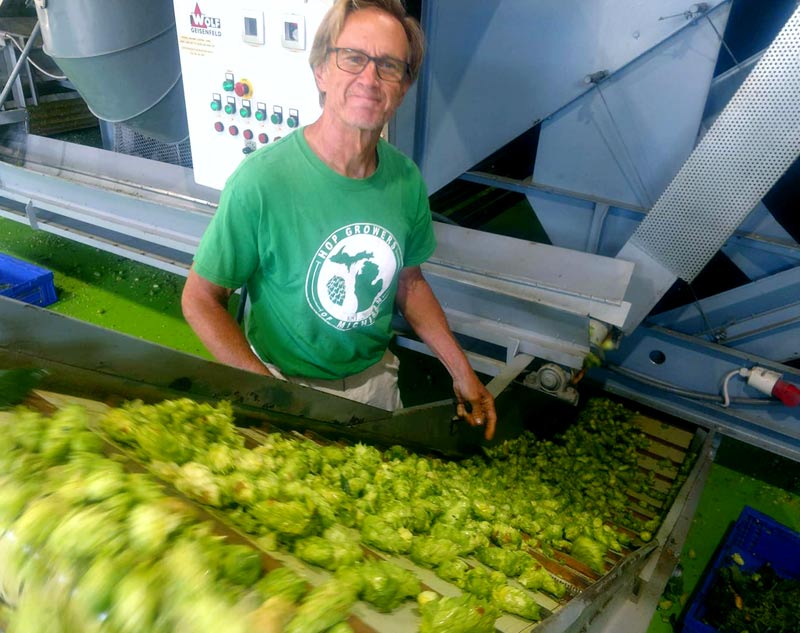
[396,266,499,441]
[453,373,497,441]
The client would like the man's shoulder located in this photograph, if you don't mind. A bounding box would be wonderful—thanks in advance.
[378,139,422,178]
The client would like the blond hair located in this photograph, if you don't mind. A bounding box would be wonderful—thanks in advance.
[309,0,425,91]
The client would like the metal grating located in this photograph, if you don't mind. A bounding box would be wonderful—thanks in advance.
[112,123,193,168]
[631,6,800,282]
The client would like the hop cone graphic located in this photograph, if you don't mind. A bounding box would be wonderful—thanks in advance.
[326,275,346,306]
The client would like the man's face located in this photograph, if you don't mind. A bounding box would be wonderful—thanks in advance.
[315,8,410,132]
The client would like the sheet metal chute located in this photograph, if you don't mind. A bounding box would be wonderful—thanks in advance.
[397,223,632,392]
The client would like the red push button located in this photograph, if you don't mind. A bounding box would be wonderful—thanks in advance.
[229,125,239,136]
[258,133,268,144]
[214,121,224,132]
[243,129,253,140]
[234,82,251,97]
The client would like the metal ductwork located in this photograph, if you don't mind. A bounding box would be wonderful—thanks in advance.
[33,0,188,143]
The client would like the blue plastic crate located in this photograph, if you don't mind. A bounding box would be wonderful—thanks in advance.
[0,253,57,307]
[683,506,800,633]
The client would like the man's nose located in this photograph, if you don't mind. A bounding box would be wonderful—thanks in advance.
[358,59,381,83]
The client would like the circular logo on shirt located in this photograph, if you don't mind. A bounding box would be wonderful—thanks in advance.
[306,223,402,330]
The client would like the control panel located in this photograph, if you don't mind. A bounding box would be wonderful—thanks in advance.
[173,0,333,190]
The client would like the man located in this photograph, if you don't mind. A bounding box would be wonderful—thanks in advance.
[182,0,496,440]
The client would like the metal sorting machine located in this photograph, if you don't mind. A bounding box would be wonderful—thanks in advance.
[1,297,714,632]
[0,0,799,630]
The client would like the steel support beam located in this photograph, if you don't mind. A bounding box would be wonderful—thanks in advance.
[595,325,800,461]
[0,26,36,110]
[462,171,800,264]
[650,266,800,361]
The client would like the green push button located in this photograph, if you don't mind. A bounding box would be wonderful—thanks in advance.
[210,101,221,111]
[255,110,266,121]
[271,112,282,125]
[224,104,235,115]
[240,107,251,118]
[223,80,235,91]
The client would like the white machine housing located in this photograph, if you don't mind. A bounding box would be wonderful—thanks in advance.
[173,0,333,190]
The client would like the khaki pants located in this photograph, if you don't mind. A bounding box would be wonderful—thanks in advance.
[258,348,403,411]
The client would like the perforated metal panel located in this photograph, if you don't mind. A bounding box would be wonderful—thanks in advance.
[113,123,193,168]
[631,6,800,282]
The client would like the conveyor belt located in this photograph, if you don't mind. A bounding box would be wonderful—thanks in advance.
[0,296,716,631]
[14,387,710,633]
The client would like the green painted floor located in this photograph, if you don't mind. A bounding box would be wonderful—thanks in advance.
[0,218,210,360]
[646,440,800,631]
[2,217,799,632]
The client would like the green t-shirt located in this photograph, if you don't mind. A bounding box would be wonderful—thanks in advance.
[193,129,437,379]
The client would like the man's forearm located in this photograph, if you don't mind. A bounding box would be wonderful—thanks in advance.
[396,268,471,379]
[181,271,271,376]
[397,266,497,439]
[187,302,268,375]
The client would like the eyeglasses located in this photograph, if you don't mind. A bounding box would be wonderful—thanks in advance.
[328,47,409,82]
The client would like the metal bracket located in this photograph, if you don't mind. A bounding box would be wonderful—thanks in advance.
[584,70,610,85]
[0,108,27,127]
[485,351,535,398]
[506,338,522,364]
[659,3,709,21]
[24,200,39,230]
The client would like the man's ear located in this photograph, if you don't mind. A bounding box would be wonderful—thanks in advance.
[398,79,411,100]
[313,63,328,94]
